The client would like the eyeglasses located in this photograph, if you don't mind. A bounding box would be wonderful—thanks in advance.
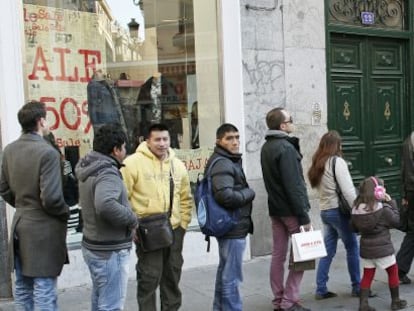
[282,116,293,124]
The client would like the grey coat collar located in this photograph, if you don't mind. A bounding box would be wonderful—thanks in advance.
[265,129,289,138]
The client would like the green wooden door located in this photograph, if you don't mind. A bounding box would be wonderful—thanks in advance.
[328,33,407,198]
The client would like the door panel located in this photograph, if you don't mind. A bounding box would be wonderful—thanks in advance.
[331,79,364,139]
[329,34,407,199]
[370,41,403,74]
[371,79,403,141]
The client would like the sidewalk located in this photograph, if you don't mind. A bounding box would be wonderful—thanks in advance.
[1,230,414,311]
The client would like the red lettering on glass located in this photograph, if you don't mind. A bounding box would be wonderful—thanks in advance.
[28,46,53,81]
[40,96,59,130]
[28,47,101,82]
[82,100,91,134]
[60,98,81,130]
[53,47,79,82]
[78,49,101,82]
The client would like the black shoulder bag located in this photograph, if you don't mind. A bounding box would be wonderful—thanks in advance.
[332,156,352,217]
[137,170,174,252]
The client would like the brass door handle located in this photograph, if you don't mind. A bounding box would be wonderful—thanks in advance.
[385,157,393,165]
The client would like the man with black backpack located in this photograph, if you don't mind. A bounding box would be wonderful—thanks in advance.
[205,123,255,311]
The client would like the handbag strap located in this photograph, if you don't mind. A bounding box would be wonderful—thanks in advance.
[332,156,340,191]
[168,162,174,217]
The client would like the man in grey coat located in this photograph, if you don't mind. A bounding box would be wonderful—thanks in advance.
[0,101,70,310]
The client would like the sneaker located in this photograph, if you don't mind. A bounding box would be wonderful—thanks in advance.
[285,303,311,311]
[315,291,338,300]
[399,274,411,285]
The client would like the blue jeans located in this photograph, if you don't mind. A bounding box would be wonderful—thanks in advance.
[14,254,58,311]
[316,208,360,295]
[213,238,246,311]
[82,247,131,311]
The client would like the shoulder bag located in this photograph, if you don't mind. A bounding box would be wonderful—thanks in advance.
[332,156,352,217]
[137,170,174,252]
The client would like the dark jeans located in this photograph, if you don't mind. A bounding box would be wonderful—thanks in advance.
[397,191,414,275]
[136,227,185,311]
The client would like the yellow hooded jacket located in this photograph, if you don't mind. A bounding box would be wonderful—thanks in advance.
[121,142,193,229]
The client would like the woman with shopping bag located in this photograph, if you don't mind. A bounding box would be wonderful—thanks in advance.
[308,131,361,299]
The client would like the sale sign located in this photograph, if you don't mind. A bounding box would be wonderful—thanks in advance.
[23,4,106,155]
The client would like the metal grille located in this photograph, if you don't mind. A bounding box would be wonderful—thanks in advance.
[328,0,405,30]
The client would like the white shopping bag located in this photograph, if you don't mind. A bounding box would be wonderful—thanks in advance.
[292,226,327,262]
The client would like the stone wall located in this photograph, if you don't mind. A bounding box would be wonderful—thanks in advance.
[240,0,328,256]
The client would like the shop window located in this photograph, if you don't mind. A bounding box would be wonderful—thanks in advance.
[21,0,222,244]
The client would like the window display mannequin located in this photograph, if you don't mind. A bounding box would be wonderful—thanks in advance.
[115,72,141,154]
[191,101,199,149]
[136,72,182,149]
[87,70,127,139]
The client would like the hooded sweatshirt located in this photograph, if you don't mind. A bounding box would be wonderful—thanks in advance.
[121,142,193,229]
[76,151,138,251]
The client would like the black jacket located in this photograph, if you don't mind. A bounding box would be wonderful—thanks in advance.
[402,134,414,196]
[206,145,255,238]
[351,200,400,259]
[260,130,310,225]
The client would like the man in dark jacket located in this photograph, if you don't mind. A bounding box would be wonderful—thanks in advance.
[260,108,312,311]
[0,101,70,310]
[76,124,138,310]
[207,123,255,311]
[396,132,414,284]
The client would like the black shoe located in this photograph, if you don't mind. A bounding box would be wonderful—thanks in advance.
[315,291,338,300]
[399,274,411,285]
[285,304,311,311]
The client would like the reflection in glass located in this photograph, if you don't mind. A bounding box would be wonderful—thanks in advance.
[21,0,222,239]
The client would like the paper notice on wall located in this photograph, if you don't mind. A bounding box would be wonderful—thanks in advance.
[174,147,214,184]
[23,4,107,156]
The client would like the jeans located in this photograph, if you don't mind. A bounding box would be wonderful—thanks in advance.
[270,216,304,310]
[14,254,58,311]
[213,238,246,311]
[136,227,185,311]
[82,247,131,311]
[316,208,360,295]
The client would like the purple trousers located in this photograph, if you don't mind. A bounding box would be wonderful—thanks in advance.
[270,216,304,310]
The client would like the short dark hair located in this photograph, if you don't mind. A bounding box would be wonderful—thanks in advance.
[93,124,127,156]
[147,123,169,139]
[18,101,46,133]
[266,107,285,130]
[216,123,238,139]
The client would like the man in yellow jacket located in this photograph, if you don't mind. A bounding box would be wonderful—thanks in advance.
[121,123,193,311]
